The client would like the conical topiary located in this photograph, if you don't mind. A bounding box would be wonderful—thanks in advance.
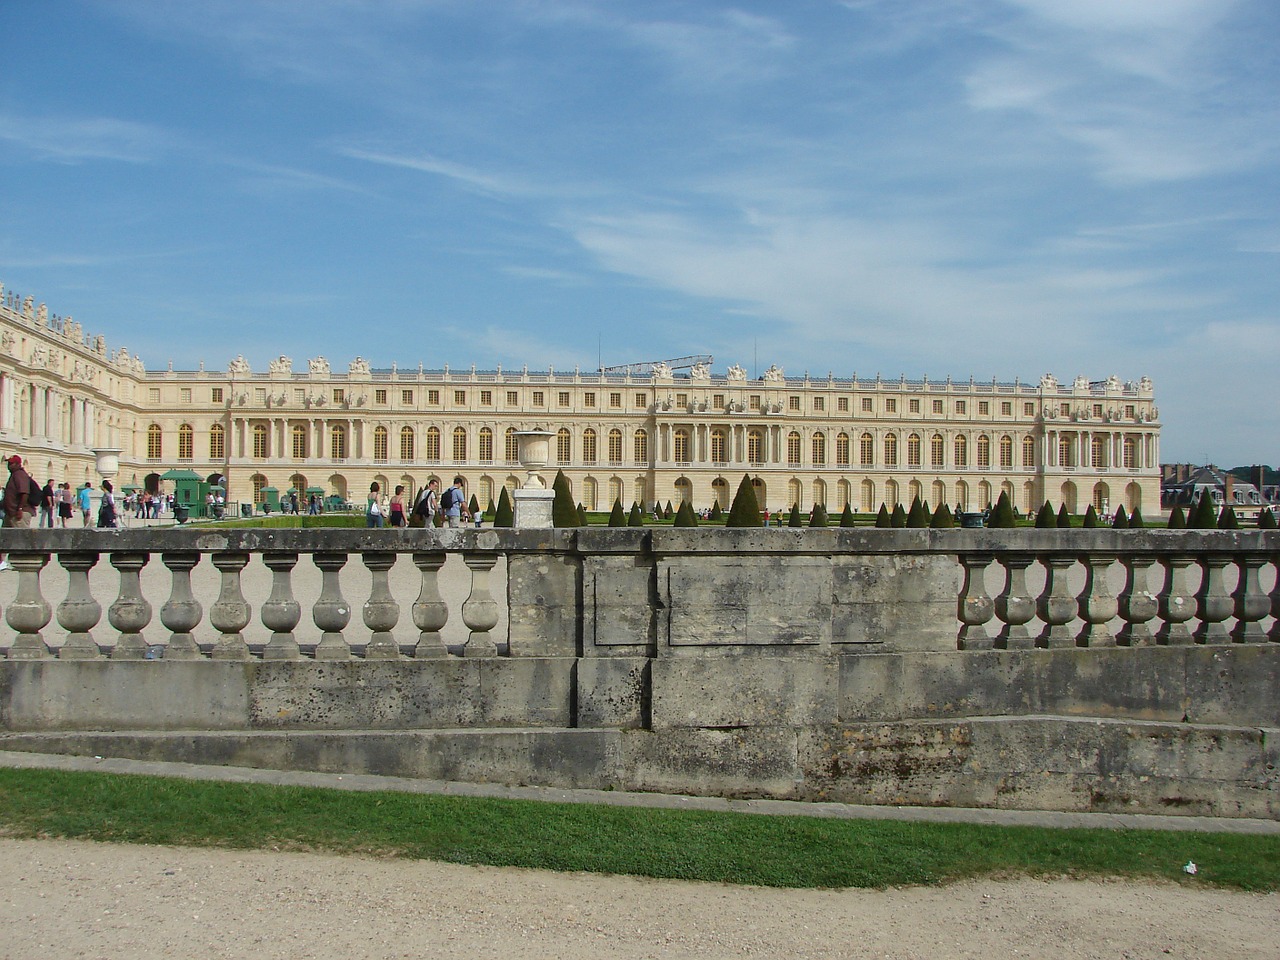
[875,504,891,528]
[1057,503,1072,528]
[1083,504,1099,528]
[809,503,829,527]
[988,491,1016,528]
[673,500,698,527]
[890,503,907,527]
[552,470,578,527]
[1129,507,1144,529]
[839,503,855,527]
[1258,507,1277,529]
[1112,505,1129,529]
[468,494,481,518]
[1218,505,1240,530]
[709,501,723,522]
[577,503,588,527]
[1191,493,1218,529]
[494,487,514,527]
[906,496,929,528]
[1035,502,1056,528]
[627,502,644,526]
[726,474,761,528]
[608,498,625,527]
[787,503,803,527]
[1167,504,1186,529]
[664,500,674,520]
[930,502,954,528]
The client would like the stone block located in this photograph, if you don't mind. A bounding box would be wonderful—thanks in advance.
[621,727,801,798]
[506,553,579,656]
[832,554,958,652]
[650,656,837,729]
[584,554,654,654]
[575,656,647,729]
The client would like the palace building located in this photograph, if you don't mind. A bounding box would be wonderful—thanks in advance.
[0,282,1163,515]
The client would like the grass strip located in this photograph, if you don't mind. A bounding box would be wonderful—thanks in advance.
[0,767,1275,890]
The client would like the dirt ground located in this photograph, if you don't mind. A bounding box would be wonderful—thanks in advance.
[0,838,1275,960]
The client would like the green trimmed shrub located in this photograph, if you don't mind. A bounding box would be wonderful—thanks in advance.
[988,491,1016,528]
[1218,505,1239,530]
[673,500,698,527]
[552,470,578,527]
[839,503,855,527]
[494,487,514,527]
[1167,504,1186,529]
[627,502,644,526]
[577,503,588,526]
[664,500,674,520]
[1129,507,1144,529]
[1083,504,1099,528]
[1259,508,1277,529]
[1191,493,1218,529]
[1057,503,1071,528]
[726,474,761,527]
[930,503,953,528]
[890,503,907,528]
[809,504,829,527]
[875,504,891,528]
[709,501,723,522]
[906,496,929,528]
[787,503,803,527]
[1035,503,1056,528]
[608,498,625,527]
[1112,505,1129,529]
[468,494,480,517]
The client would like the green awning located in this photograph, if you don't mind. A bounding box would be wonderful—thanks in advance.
[159,469,204,480]
[305,486,325,494]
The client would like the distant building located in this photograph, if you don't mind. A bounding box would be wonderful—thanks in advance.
[1161,464,1276,520]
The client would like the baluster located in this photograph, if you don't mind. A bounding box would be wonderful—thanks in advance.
[1076,553,1117,647]
[1116,555,1158,645]
[209,552,252,659]
[1157,554,1196,645]
[1036,555,1076,648]
[261,552,302,660]
[312,552,352,659]
[57,552,102,659]
[1231,554,1268,643]
[411,552,449,657]
[461,552,500,657]
[1195,554,1233,644]
[1271,555,1280,643]
[108,552,151,659]
[160,552,203,659]
[362,552,401,659]
[994,554,1036,649]
[956,554,994,650]
[6,552,52,659]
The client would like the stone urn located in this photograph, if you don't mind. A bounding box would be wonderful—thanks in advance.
[515,429,554,489]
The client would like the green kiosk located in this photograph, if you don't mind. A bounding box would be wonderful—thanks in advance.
[160,469,209,520]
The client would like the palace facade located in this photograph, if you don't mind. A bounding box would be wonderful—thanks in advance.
[0,282,1163,514]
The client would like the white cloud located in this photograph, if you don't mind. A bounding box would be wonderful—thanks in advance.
[0,114,168,164]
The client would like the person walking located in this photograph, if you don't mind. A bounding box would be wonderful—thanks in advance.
[365,481,384,528]
[77,482,93,526]
[39,478,55,528]
[96,479,118,528]
[443,476,465,528]
[57,482,73,528]
[388,485,406,527]
[412,479,439,527]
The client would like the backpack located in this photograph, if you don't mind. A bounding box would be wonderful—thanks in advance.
[413,488,437,517]
[27,481,44,511]
[440,487,456,511]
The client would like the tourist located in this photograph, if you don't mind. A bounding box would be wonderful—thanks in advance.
[77,482,93,526]
[366,481,384,528]
[388,485,406,527]
[443,476,466,528]
[97,479,118,528]
[0,456,36,571]
[412,479,439,526]
[57,482,73,528]
[39,478,55,528]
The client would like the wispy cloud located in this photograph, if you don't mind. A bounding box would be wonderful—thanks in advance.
[0,114,169,164]
[336,147,532,197]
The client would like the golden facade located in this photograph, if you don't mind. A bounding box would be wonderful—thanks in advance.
[0,284,1162,514]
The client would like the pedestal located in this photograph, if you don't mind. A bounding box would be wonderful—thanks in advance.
[513,488,555,529]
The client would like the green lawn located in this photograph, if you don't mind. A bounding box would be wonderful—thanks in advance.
[0,768,1273,890]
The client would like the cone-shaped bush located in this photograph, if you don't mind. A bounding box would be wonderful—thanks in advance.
[1191,493,1218,529]
[906,496,929,528]
[494,487,514,527]
[552,470,578,527]
[608,498,625,527]
[840,503,856,527]
[577,503,588,526]
[787,503,803,527]
[1112,505,1129,529]
[1218,505,1240,530]
[1258,507,1277,529]
[673,499,698,527]
[875,504,891,528]
[930,502,954,528]
[890,503,907,528]
[627,502,644,526]
[809,503,829,527]
[664,500,674,520]
[726,474,761,527]
[1167,504,1186,529]
[1083,504,1099,528]
[1057,503,1072,528]
[709,501,723,522]
[1129,507,1144,529]
[988,491,1016,528]
[1035,502,1056,528]
[486,499,496,515]
[468,494,480,517]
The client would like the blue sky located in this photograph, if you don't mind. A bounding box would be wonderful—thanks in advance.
[1,0,1276,466]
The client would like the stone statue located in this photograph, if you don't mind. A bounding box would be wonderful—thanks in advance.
[348,357,370,376]
[1105,374,1122,392]
[36,303,47,325]
[651,362,672,378]
[29,345,46,368]
[228,355,251,377]
[1039,373,1058,391]
[726,363,746,381]
[1,331,14,354]
[1139,376,1153,392]
[308,357,331,377]
[689,362,711,380]
[268,356,293,376]
[1073,375,1089,391]
[762,364,784,383]
[132,354,145,374]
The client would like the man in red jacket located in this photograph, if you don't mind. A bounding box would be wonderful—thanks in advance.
[2,455,35,529]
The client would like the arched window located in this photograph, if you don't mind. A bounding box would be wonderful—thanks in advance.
[884,433,898,467]
[250,473,267,504]
[452,426,467,462]
[710,429,727,464]
[425,426,441,461]
[930,434,944,468]
[583,476,598,510]
[673,428,690,463]
[330,425,347,459]
[633,429,648,464]
[1023,435,1036,468]
[291,424,307,459]
[1122,436,1136,469]
[177,424,193,460]
[1091,435,1106,468]
[787,478,802,509]
[836,432,850,467]
[977,435,991,468]
[609,477,624,507]
[907,433,921,467]
[999,435,1014,469]
[712,477,729,507]
[478,427,493,463]
[674,477,693,505]
[860,478,875,512]
[747,429,764,464]
[373,426,388,461]
[812,432,826,466]
[557,428,571,464]
[954,434,967,467]
[252,423,268,459]
[860,432,874,466]
[608,429,623,465]
[505,427,519,463]
[209,423,225,460]
[786,431,801,465]
[147,423,162,460]
[401,426,415,461]
[583,428,597,464]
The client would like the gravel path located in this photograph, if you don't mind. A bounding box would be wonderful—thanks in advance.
[1,837,1275,960]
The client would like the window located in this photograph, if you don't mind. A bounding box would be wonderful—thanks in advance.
[789,396,801,411]
[812,432,826,466]
[375,389,387,404]
[909,399,920,413]
[330,425,347,459]
[931,434,944,468]
[453,426,467,461]
[1093,403,1103,418]
[838,397,849,412]
[907,433,921,467]
[1060,402,1070,417]
[929,399,941,414]
[1002,401,1013,416]
[954,434,967,467]
[1123,436,1136,468]
[1091,435,1105,467]
[480,390,492,406]
[294,389,305,404]
[676,393,688,407]
[977,435,991,468]
[584,392,595,408]
[979,401,990,415]
[428,389,440,405]
[478,427,493,463]
[713,393,725,408]
[634,429,648,464]
[886,398,897,413]
[505,428,519,463]
[861,397,872,413]
[748,429,764,464]
[558,391,570,407]
[425,426,441,461]
[400,426,415,461]
[332,389,344,404]
[999,435,1013,468]
[955,401,966,415]
[209,423,225,460]
[178,424,193,460]
[255,388,266,404]
[582,428,597,464]
[454,390,466,405]
[1023,436,1036,468]
[749,395,761,410]
[507,390,519,406]
[608,429,623,465]
[1125,404,1135,419]
[610,392,622,408]
[402,389,414,405]
[211,388,223,403]
[1059,436,1073,467]
[292,425,307,459]
[674,429,691,464]
[557,428,571,464]
[634,392,646,407]
[836,433,850,466]
[252,424,268,459]
[884,434,898,467]
[860,433,874,466]
[1025,402,1035,416]
[814,396,826,412]
[373,426,388,461]
[149,388,160,403]
[711,429,727,463]
[180,388,192,404]
[533,391,545,407]
[251,474,266,505]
